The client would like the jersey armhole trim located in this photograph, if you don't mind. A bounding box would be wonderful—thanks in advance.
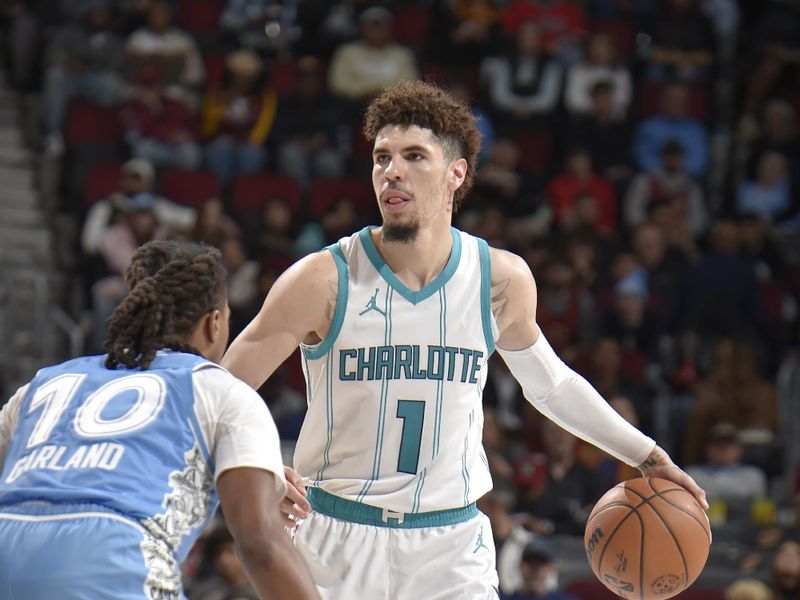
[477,238,496,357]
[302,243,349,360]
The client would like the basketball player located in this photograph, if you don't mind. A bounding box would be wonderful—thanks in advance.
[0,241,319,600]
[222,81,708,599]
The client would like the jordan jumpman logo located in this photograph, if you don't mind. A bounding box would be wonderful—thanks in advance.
[473,526,488,553]
[359,288,386,316]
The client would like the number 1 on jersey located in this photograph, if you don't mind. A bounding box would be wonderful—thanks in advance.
[396,400,424,475]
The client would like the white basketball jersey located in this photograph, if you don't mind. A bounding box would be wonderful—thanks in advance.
[295,226,497,513]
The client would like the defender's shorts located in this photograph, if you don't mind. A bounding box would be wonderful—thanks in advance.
[0,502,182,600]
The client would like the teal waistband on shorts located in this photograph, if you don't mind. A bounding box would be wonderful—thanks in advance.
[307,487,478,529]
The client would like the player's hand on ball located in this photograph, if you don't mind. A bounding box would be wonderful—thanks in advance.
[280,466,312,528]
[637,445,709,510]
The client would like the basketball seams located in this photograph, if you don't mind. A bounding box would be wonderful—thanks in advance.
[596,503,644,596]
[644,479,689,588]
[585,501,636,526]
[655,490,712,543]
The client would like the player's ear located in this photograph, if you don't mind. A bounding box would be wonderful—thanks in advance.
[449,158,467,191]
[204,309,223,345]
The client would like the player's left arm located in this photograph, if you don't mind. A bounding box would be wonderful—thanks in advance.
[0,384,28,467]
[489,248,709,510]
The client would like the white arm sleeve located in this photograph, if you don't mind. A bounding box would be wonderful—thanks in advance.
[497,331,656,466]
[0,384,28,468]
[192,367,287,499]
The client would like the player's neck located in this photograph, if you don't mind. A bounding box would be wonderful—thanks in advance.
[372,224,454,292]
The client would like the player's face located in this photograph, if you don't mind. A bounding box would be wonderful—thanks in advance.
[372,125,458,242]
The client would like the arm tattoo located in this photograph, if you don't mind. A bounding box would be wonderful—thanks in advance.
[325,279,338,323]
[490,278,510,323]
[638,457,658,469]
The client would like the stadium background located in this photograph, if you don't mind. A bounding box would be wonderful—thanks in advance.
[0,0,798,598]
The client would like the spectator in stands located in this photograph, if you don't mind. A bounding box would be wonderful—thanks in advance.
[633,83,709,178]
[431,0,503,65]
[191,525,258,600]
[478,486,535,596]
[273,56,346,190]
[744,99,800,185]
[501,0,586,64]
[90,193,165,350]
[738,151,795,222]
[565,32,631,117]
[188,197,241,248]
[202,50,276,186]
[245,196,297,259]
[220,0,300,55]
[481,20,563,131]
[625,139,708,237]
[81,158,195,257]
[578,338,650,431]
[293,195,362,258]
[725,578,773,600]
[646,0,715,82]
[686,422,768,502]
[771,538,800,600]
[328,7,418,103]
[683,221,772,354]
[518,420,606,536]
[547,147,617,234]
[501,537,578,600]
[601,268,663,361]
[567,80,633,188]
[536,259,597,363]
[447,78,497,165]
[740,1,800,133]
[42,3,127,157]
[220,236,260,333]
[473,137,542,216]
[122,64,201,170]
[683,337,779,465]
[125,1,204,102]
[631,222,688,331]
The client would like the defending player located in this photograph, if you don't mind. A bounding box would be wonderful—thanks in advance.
[0,241,319,600]
[222,81,708,599]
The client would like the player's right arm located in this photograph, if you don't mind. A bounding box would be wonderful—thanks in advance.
[222,250,338,390]
[217,467,320,600]
[0,384,28,467]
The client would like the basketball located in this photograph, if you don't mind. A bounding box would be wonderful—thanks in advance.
[584,477,711,600]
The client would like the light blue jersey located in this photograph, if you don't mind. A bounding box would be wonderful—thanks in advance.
[0,350,286,599]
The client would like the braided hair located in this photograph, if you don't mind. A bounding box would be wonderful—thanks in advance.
[105,240,227,370]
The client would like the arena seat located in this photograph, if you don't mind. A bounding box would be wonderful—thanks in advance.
[176,0,225,33]
[231,173,302,216]
[391,6,432,49]
[159,168,220,206]
[84,163,125,207]
[65,100,125,147]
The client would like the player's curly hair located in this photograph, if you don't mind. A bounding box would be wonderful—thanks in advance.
[105,240,227,370]
[363,80,482,210]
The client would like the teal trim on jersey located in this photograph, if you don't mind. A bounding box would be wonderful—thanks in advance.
[358,227,462,305]
[308,488,478,529]
[461,410,475,507]
[317,348,335,482]
[477,238,496,357]
[411,467,426,513]
[357,286,393,502]
[303,242,348,361]
[432,287,446,458]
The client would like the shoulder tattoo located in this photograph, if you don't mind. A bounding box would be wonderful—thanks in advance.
[325,279,338,323]
[490,278,510,322]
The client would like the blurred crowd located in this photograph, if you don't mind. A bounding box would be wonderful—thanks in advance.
[1,0,799,597]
